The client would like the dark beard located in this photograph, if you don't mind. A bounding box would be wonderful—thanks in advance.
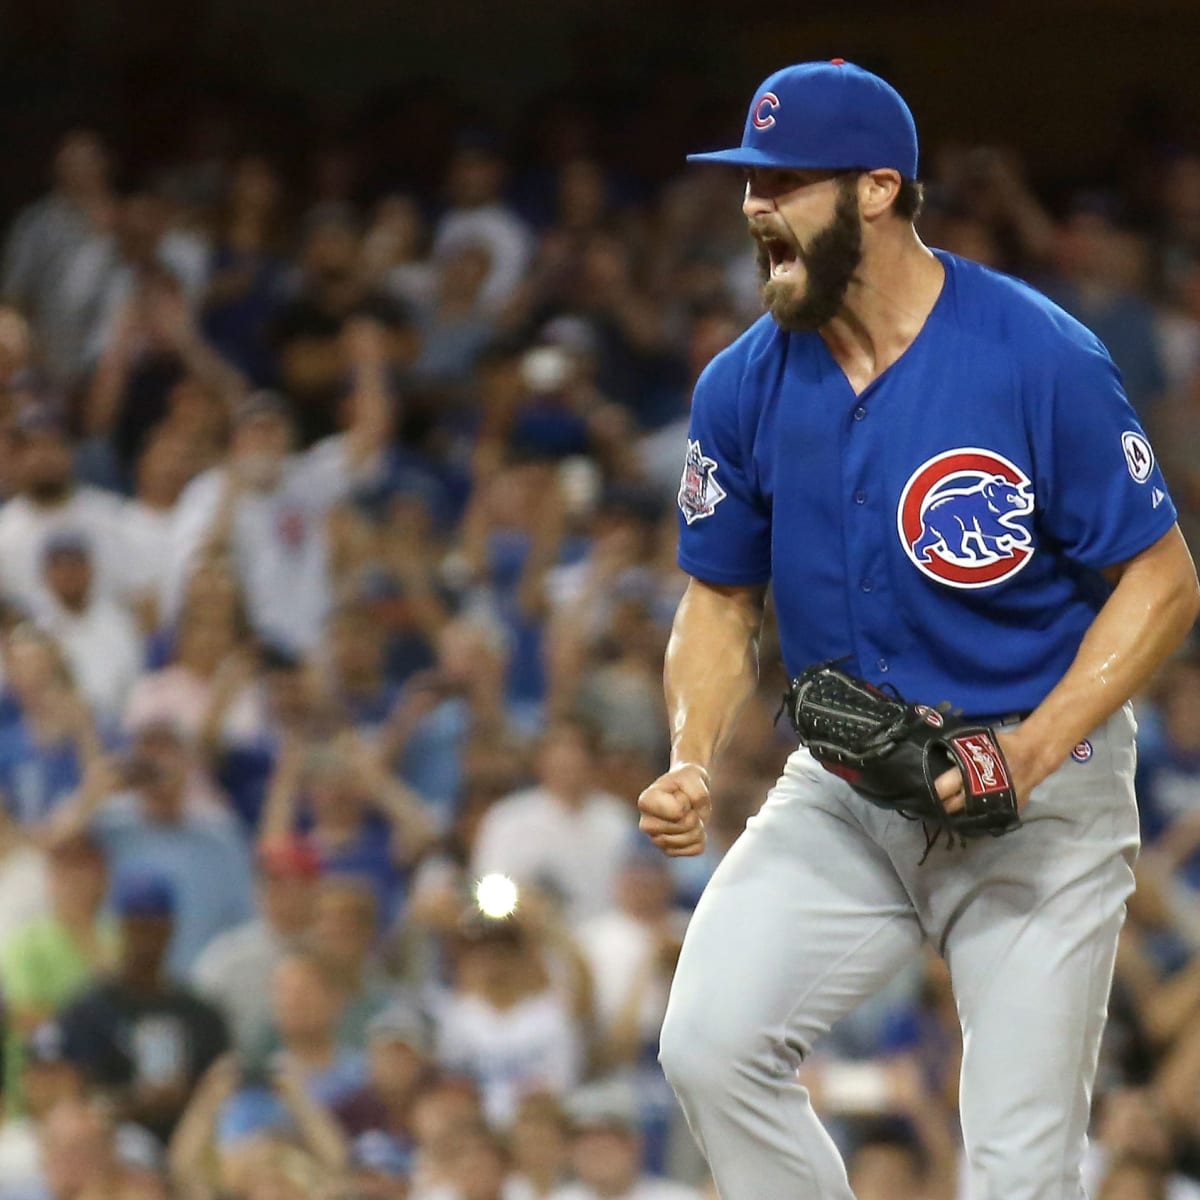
[26,478,71,504]
[756,183,863,332]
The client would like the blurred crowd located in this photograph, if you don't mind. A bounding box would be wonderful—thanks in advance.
[0,92,1196,1200]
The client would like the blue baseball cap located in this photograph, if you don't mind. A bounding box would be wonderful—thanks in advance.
[687,59,919,178]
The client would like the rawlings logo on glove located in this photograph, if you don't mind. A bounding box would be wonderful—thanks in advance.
[780,662,1021,857]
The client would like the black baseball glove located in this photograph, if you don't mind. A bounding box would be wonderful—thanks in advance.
[780,662,1021,854]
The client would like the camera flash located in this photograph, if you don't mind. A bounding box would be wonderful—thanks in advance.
[475,873,519,919]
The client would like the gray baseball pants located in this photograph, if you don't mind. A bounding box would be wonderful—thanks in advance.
[659,706,1139,1200]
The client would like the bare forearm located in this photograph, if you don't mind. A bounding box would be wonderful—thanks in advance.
[1020,527,1199,777]
[666,579,765,770]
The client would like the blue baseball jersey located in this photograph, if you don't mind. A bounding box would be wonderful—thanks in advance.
[677,250,1178,717]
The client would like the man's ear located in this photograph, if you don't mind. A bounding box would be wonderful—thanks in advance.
[858,170,902,221]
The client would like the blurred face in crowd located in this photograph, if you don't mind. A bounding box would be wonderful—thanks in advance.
[1097,1160,1168,1200]
[272,956,343,1045]
[232,411,292,491]
[258,867,317,938]
[744,169,864,332]
[118,194,168,268]
[687,311,741,384]
[570,1125,641,1196]
[119,915,173,984]
[175,609,238,674]
[848,1141,924,1200]
[536,723,594,799]
[411,1081,484,1152]
[447,148,504,209]
[0,306,33,381]
[5,626,70,703]
[19,428,74,502]
[306,756,365,830]
[511,1095,569,1185]
[130,726,189,813]
[54,132,110,198]
[1097,1090,1173,1166]
[23,1058,84,1120]
[43,547,92,611]
[1163,154,1200,228]
[369,1035,426,1101]
[558,158,607,231]
[437,242,492,306]
[303,221,360,286]
[136,429,194,508]
[437,620,505,692]
[447,1127,508,1200]
[311,878,379,971]
[615,857,672,922]
[41,1099,117,1196]
[49,838,108,923]
[329,610,384,688]
[1162,663,1200,753]
[181,559,242,631]
[230,156,281,218]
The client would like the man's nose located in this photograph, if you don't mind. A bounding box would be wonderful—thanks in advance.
[742,182,775,220]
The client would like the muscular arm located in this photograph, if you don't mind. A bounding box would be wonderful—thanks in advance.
[667,577,768,769]
[639,577,766,856]
[942,526,1200,809]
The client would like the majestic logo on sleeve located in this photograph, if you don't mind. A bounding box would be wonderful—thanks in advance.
[678,439,727,525]
[897,448,1035,589]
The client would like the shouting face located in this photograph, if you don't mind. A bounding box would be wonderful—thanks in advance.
[745,169,863,332]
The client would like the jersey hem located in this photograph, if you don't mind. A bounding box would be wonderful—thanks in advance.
[676,552,772,588]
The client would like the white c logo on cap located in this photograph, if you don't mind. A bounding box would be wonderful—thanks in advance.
[753,92,780,130]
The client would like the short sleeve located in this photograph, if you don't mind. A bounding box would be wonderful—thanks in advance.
[1035,335,1177,570]
[676,350,772,585]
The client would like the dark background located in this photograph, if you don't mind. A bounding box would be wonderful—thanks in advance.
[3,0,1199,220]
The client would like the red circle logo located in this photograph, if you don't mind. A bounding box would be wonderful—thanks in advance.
[897,448,1036,590]
[1071,740,1093,763]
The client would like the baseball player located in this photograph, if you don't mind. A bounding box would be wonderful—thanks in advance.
[638,60,1200,1200]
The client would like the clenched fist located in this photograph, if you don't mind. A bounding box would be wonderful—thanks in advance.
[638,763,711,857]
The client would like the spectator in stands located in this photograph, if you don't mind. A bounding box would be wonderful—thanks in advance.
[433,910,582,1128]
[259,730,433,923]
[0,833,116,1108]
[58,872,229,1144]
[34,531,144,725]
[271,209,416,445]
[0,404,153,621]
[0,622,98,829]
[318,603,402,733]
[217,949,366,1146]
[434,138,533,315]
[80,267,245,488]
[36,1096,162,1200]
[50,722,255,976]
[163,323,393,654]
[201,155,290,387]
[553,1083,701,1200]
[471,716,634,923]
[0,132,116,381]
[191,835,321,1056]
[0,1022,87,1194]
[507,1093,571,1200]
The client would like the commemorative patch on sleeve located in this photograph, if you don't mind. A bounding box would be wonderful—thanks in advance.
[678,439,727,525]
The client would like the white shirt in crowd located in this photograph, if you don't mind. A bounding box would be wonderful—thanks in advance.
[0,486,154,615]
[575,909,687,1042]
[121,498,177,600]
[433,206,533,314]
[163,435,357,654]
[35,594,144,724]
[471,787,634,924]
[434,989,582,1128]
[0,845,48,951]
[549,1179,702,1200]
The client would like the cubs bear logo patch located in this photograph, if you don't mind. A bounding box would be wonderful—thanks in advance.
[897,448,1036,589]
[678,439,727,525]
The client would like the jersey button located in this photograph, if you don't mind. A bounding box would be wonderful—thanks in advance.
[852,405,867,421]
[853,490,867,505]
[876,657,889,672]
[861,578,874,592]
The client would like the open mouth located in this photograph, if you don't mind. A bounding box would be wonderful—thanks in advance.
[759,234,802,280]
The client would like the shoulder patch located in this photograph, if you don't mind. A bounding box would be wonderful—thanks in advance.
[1121,431,1154,483]
[678,439,727,525]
